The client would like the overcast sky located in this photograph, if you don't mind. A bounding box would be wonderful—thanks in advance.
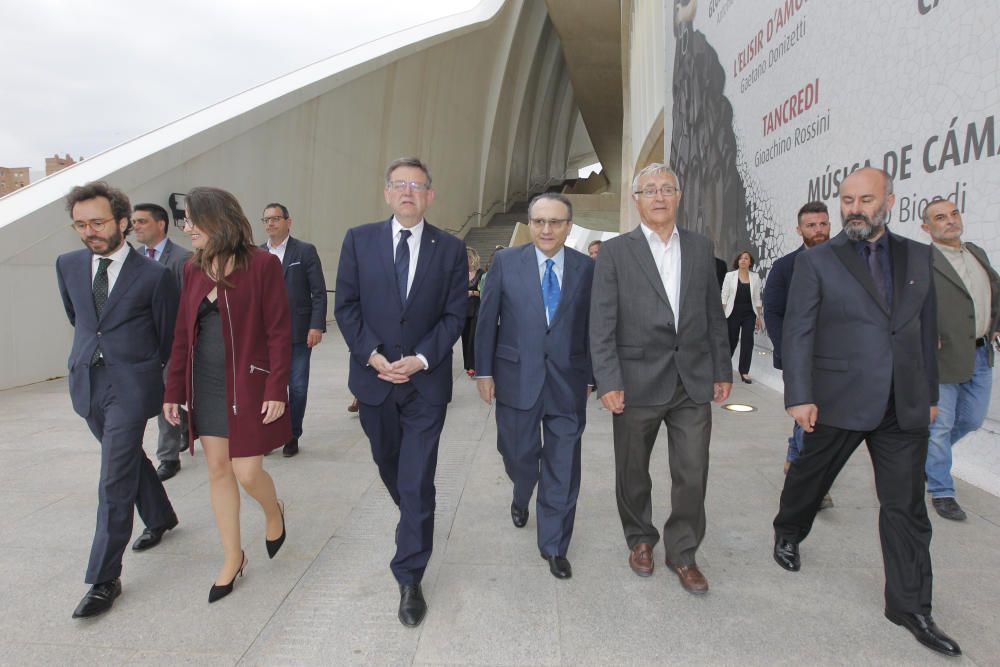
[0,0,480,174]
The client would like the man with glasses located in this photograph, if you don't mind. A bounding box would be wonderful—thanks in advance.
[132,203,192,480]
[334,158,466,627]
[474,193,594,580]
[56,181,180,618]
[260,202,327,457]
[590,163,731,594]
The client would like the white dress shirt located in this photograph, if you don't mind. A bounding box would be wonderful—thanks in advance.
[535,245,564,325]
[640,222,682,322]
[92,241,132,296]
[266,235,289,264]
[391,217,424,298]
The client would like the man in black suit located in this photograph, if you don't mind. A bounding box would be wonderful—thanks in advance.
[773,168,961,657]
[132,202,192,480]
[335,157,466,627]
[57,182,179,618]
[261,202,327,457]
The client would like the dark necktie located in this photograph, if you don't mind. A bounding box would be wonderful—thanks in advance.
[92,258,112,364]
[865,242,888,307]
[146,247,156,260]
[542,258,561,324]
[395,229,412,304]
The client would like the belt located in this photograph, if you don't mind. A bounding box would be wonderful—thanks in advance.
[976,336,988,348]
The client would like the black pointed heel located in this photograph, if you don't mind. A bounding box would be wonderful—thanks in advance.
[208,551,246,603]
[266,500,286,559]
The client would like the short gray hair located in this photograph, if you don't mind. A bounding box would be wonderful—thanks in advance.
[631,163,680,194]
[385,157,432,188]
[527,192,573,220]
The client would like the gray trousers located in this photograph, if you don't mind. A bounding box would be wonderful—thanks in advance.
[155,365,186,462]
[612,381,711,566]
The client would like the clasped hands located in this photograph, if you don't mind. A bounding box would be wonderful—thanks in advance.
[370,352,424,384]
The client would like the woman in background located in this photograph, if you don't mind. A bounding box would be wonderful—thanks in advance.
[720,249,763,384]
[462,247,484,377]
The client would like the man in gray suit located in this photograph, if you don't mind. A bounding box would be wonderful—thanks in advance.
[132,203,192,481]
[590,163,731,595]
[773,168,960,657]
[920,199,1000,521]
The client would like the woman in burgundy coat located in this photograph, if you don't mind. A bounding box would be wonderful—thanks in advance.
[163,187,291,602]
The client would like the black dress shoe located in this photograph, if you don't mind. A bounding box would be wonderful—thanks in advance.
[209,551,246,603]
[740,374,752,384]
[541,553,572,579]
[510,501,528,528]
[266,500,286,559]
[398,584,427,627]
[282,438,299,457]
[156,459,181,481]
[72,578,121,618]
[773,536,800,571]
[932,497,967,521]
[131,516,179,551]
[885,609,962,657]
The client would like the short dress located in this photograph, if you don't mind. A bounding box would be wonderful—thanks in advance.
[192,296,229,437]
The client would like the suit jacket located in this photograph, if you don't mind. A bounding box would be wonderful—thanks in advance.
[590,226,731,406]
[261,236,328,344]
[475,245,594,414]
[56,246,178,420]
[334,218,467,406]
[762,245,805,370]
[164,249,292,453]
[720,269,762,317]
[782,230,938,431]
[931,242,1000,383]
[140,238,192,292]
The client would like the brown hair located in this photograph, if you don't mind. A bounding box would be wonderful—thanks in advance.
[186,187,254,287]
[732,249,755,270]
[65,181,133,235]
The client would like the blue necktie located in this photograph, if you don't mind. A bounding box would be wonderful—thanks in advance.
[395,229,412,304]
[542,258,560,324]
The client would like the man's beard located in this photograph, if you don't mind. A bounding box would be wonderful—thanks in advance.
[84,227,124,255]
[842,203,888,242]
[803,233,829,248]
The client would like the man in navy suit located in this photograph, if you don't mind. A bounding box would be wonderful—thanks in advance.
[261,202,328,457]
[762,201,832,506]
[56,182,179,618]
[334,158,466,627]
[474,193,593,580]
[132,202,192,480]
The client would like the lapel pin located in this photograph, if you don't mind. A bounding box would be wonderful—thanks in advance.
[908,280,915,285]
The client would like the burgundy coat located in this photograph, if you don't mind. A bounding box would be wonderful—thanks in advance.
[165,248,292,457]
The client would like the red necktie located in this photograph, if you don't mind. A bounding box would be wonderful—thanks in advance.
[146,247,156,260]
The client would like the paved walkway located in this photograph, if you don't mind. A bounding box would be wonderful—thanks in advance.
[2,332,999,666]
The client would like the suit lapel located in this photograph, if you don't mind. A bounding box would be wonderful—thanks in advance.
[377,219,400,307]
[931,245,967,293]
[548,248,578,329]
[404,221,438,310]
[520,245,549,327]
[159,239,173,264]
[99,247,141,324]
[889,233,908,317]
[676,229,693,324]
[625,227,671,310]
[282,237,298,274]
[831,233,889,316]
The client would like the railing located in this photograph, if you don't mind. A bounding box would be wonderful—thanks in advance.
[442,189,530,235]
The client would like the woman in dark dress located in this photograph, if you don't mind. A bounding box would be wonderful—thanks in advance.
[461,247,484,377]
[164,187,292,602]
[720,250,763,383]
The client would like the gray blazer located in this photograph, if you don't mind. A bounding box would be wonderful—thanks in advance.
[590,225,731,406]
[141,238,191,291]
[782,230,938,431]
[931,242,1000,384]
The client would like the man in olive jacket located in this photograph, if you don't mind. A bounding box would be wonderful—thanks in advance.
[921,199,1000,521]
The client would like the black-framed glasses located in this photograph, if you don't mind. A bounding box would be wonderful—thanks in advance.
[70,217,114,232]
[261,215,286,224]
[528,218,570,230]
[387,180,430,192]
[635,185,679,198]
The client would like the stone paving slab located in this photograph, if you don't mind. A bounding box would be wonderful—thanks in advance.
[0,332,998,666]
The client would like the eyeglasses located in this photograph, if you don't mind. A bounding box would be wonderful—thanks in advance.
[173,218,193,230]
[528,218,570,230]
[70,217,114,232]
[387,180,430,192]
[261,216,286,224]
[635,185,680,198]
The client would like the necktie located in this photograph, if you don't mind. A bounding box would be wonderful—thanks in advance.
[146,247,156,260]
[865,242,888,307]
[542,258,560,324]
[395,229,412,304]
[92,258,111,364]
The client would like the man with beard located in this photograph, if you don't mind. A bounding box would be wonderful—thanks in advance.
[762,201,834,508]
[57,182,179,618]
[772,168,961,657]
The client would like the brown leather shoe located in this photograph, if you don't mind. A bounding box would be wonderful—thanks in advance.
[665,559,708,595]
[628,543,654,577]
[347,398,359,413]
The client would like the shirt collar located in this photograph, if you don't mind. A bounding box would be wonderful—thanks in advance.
[267,234,290,251]
[150,237,168,256]
[392,217,424,241]
[94,241,131,266]
[640,222,679,246]
[534,245,565,269]
[852,229,891,253]
[933,241,966,255]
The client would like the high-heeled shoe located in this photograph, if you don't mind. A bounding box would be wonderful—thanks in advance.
[209,551,246,603]
[266,500,286,559]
